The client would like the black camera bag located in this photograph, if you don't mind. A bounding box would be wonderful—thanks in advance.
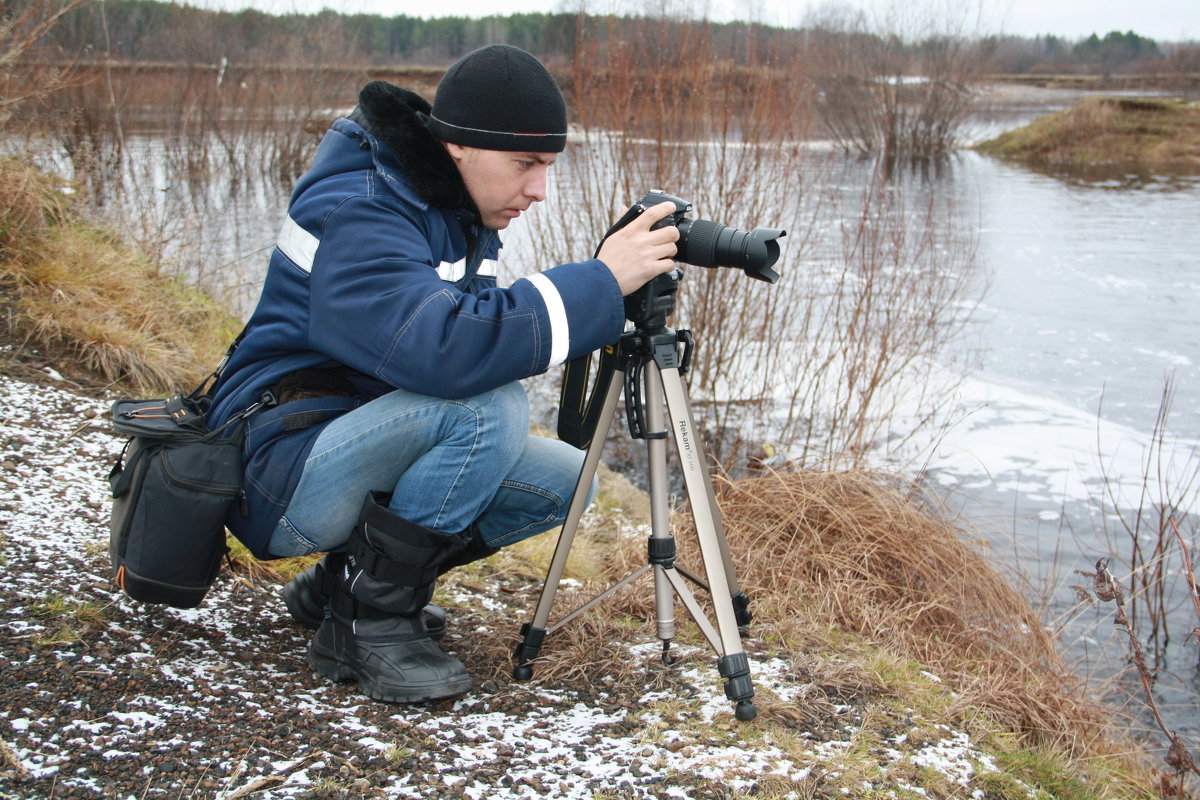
[106,333,270,608]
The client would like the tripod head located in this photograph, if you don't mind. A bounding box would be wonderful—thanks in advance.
[559,191,786,450]
[624,268,682,333]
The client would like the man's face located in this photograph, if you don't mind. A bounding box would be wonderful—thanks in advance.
[444,143,556,231]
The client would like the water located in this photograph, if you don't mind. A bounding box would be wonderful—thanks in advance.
[912,152,1200,744]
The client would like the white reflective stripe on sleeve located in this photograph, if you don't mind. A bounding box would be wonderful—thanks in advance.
[437,259,499,282]
[277,215,320,273]
[524,272,570,368]
[437,260,467,282]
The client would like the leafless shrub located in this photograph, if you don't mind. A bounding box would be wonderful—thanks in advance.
[805,6,983,171]
[0,0,86,126]
[1094,557,1200,795]
[1089,377,1200,669]
[514,14,978,474]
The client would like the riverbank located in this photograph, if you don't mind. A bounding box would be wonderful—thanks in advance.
[0,156,1177,798]
[974,95,1200,170]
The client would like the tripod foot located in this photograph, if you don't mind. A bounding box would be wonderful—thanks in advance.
[660,640,675,666]
[513,622,546,682]
[718,651,755,721]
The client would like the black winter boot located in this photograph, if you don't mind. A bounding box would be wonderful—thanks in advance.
[282,553,447,639]
[306,492,473,703]
[437,527,499,576]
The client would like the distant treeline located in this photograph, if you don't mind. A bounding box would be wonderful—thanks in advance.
[21,0,1196,76]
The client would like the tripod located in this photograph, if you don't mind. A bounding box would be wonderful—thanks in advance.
[512,270,758,721]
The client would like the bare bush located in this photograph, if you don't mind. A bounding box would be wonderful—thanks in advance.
[805,6,983,169]
[515,14,978,472]
[1090,377,1200,669]
[0,0,85,126]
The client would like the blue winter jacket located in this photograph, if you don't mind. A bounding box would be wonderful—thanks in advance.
[208,99,624,557]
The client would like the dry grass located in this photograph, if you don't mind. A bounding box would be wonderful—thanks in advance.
[0,157,241,394]
[691,470,1151,767]
[976,95,1200,170]
[438,466,1159,794]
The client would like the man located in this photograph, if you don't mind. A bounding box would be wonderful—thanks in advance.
[205,44,679,703]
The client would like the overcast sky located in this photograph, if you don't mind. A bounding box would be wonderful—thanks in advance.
[178,0,1195,42]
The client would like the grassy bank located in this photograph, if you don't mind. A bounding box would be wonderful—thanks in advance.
[975,95,1200,171]
[0,157,241,394]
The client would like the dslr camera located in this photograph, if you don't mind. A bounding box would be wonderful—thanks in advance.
[627,190,785,283]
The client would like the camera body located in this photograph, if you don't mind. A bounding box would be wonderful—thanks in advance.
[633,190,785,284]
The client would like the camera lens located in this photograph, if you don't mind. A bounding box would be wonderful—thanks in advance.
[676,219,785,283]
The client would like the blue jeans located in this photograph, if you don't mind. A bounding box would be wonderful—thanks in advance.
[266,381,594,558]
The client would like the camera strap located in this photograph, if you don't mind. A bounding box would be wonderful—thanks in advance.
[558,342,622,450]
[591,204,648,259]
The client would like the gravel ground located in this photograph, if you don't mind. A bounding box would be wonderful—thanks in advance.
[0,369,1011,800]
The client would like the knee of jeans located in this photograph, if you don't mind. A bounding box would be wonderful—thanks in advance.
[536,471,597,529]
[486,381,529,427]
[461,382,529,455]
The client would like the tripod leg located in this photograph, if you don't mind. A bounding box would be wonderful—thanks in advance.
[513,365,625,681]
[656,363,757,720]
[676,377,753,629]
[642,366,677,657]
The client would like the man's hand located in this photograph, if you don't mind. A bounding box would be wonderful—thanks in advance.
[596,201,681,296]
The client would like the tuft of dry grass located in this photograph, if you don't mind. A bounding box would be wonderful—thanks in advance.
[0,157,241,394]
[677,469,1150,768]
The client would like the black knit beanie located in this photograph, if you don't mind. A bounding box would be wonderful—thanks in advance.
[427,44,567,153]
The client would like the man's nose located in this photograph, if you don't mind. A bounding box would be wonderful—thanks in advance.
[525,166,548,202]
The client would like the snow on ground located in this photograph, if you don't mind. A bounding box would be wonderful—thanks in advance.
[0,371,1019,799]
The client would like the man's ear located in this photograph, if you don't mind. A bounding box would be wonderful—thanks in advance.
[443,141,467,163]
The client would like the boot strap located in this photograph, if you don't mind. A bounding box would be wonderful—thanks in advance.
[351,492,469,586]
[329,588,429,639]
[348,543,440,587]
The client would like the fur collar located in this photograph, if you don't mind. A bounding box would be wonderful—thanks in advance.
[355,81,477,216]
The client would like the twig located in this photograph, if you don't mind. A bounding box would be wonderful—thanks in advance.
[1094,558,1200,780]
[1168,517,1200,640]
[0,737,31,779]
[215,754,319,800]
